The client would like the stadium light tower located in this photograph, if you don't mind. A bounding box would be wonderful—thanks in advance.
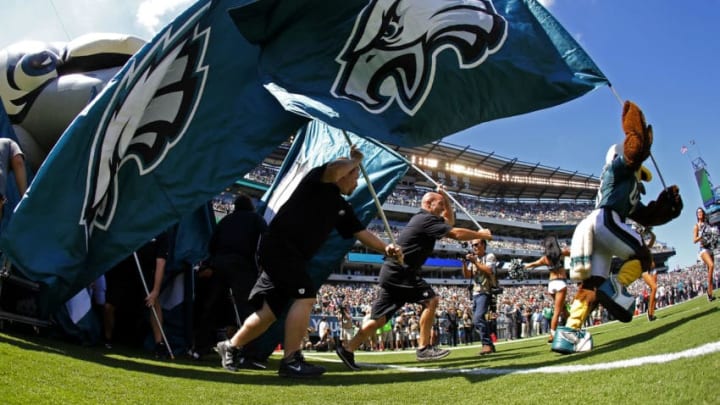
[683,141,720,224]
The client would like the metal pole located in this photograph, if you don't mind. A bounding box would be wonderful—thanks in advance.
[133,252,174,360]
[341,130,400,247]
[609,86,668,192]
[648,153,668,191]
[228,288,243,328]
[395,153,485,231]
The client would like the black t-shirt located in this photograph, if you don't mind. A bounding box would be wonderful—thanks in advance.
[262,164,364,261]
[210,210,267,259]
[379,209,451,283]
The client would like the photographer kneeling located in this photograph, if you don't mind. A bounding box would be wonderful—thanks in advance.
[462,239,499,355]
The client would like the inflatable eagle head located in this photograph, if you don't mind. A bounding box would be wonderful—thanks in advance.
[0,33,145,170]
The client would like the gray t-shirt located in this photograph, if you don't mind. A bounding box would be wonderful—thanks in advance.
[0,138,24,195]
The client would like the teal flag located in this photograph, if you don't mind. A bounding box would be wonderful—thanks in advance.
[0,0,306,314]
[229,0,608,146]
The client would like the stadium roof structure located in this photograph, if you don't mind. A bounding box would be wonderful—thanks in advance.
[387,139,600,202]
[257,136,600,203]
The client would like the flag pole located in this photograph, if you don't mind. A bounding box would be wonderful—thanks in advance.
[414,165,485,231]
[228,288,243,328]
[609,85,668,190]
[340,131,399,248]
[388,150,485,231]
[133,252,175,360]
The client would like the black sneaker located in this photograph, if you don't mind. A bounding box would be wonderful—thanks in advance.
[708,294,716,302]
[647,314,657,321]
[416,346,450,362]
[214,340,238,371]
[154,342,170,359]
[278,351,326,378]
[336,345,360,371]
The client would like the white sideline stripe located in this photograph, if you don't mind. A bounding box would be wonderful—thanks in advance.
[364,341,720,375]
[308,341,720,375]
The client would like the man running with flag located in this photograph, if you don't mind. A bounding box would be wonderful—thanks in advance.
[215,145,402,378]
[336,188,492,370]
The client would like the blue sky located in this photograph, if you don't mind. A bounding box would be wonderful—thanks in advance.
[1,0,718,269]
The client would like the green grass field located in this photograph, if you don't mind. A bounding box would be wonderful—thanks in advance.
[2,297,718,404]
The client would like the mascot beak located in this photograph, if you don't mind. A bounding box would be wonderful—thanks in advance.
[638,165,652,182]
[635,165,652,194]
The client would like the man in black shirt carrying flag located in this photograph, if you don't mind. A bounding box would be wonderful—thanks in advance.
[215,146,402,378]
[336,188,492,370]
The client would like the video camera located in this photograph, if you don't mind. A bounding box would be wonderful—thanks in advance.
[487,262,504,312]
[489,286,504,295]
[456,249,472,260]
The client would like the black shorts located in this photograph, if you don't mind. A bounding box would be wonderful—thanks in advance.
[370,278,436,322]
[249,238,316,317]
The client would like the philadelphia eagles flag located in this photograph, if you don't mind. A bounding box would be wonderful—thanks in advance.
[229,0,609,146]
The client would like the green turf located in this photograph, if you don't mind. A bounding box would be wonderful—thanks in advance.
[2,297,718,404]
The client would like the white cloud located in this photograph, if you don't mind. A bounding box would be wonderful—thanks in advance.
[136,0,194,35]
[538,0,555,8]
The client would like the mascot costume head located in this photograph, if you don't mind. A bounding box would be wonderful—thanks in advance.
[0,33,145,171]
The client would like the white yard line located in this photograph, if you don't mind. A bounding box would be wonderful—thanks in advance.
[368,341,720,375]
[307,339,720,375]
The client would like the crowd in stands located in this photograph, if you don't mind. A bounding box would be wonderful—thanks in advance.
[311,264,716,349]
[242,165,594,224]
[212,200,233,214]
[386,188,595,224]
[243,165,277,185]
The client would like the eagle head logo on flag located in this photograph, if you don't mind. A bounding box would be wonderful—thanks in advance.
[80,5,211,236]
[331,0,508,116]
